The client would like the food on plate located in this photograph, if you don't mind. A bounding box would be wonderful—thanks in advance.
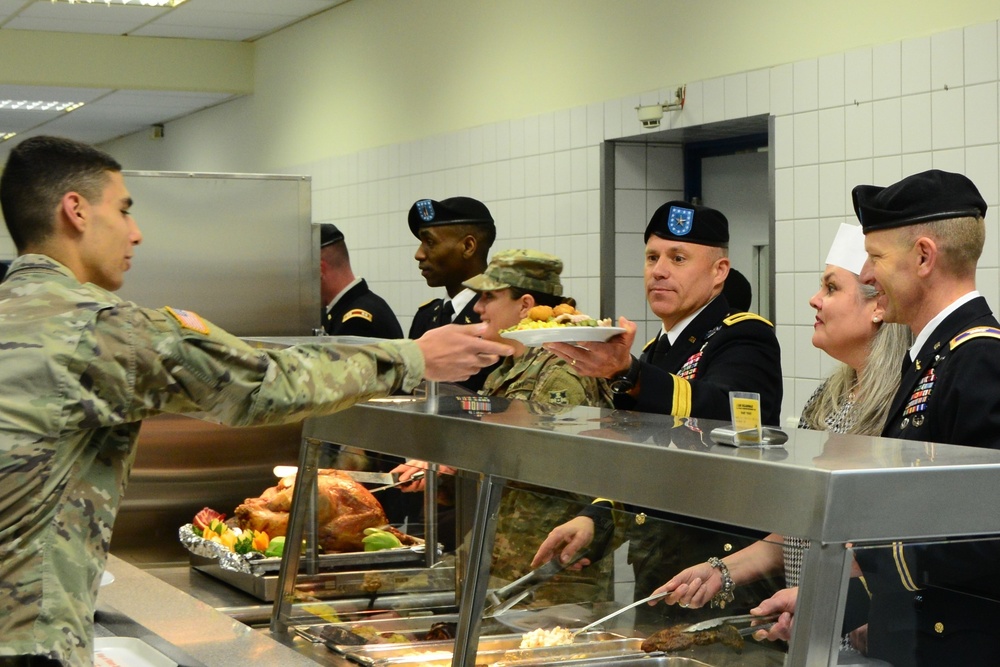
[193,507,225,531]
[234,469,395,552]
[347,624,411,644]
[640,623,743,654]
[264,535,285,558]
[518,626,576,648]
[502,305,612,334]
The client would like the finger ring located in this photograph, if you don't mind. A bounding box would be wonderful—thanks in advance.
[571,359,577,366]
[679,603,688,608]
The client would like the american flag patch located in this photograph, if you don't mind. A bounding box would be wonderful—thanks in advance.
[165,306,210,335]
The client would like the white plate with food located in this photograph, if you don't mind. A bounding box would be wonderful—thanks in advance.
[501,326,625,346]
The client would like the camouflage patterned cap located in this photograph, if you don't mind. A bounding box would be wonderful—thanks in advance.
[462,249,563,296]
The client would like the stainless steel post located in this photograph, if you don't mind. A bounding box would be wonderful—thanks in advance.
[786,541,852,667]
[451,474,505,667]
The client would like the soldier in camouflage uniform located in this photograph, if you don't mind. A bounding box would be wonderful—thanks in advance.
[0,136,510,667]
[397,250,617,602]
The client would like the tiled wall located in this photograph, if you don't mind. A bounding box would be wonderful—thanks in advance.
[292,19,1000,426]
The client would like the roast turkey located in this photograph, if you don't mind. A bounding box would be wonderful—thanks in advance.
[234,469,389,552]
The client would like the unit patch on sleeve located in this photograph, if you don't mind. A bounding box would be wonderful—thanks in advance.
[164,306,210,335]
[342,308,373,323]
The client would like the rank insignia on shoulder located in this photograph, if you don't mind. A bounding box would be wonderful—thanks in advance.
[723,312,774,327]
[165,306,210,335]
[950,326,1000,350]
[548,390,569,405]
[342,308,373,323]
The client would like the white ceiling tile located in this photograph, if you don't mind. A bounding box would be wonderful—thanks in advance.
[130,23,261,40]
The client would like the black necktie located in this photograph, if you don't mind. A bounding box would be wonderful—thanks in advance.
[651,334,671,367]
[438,300,455,326]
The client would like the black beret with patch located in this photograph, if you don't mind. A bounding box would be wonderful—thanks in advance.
[319,224,344,247]
[644,200,729,247]
[853,169,988,233]
[407,196,495,238]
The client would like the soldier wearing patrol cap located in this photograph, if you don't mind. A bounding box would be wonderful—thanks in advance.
[845,170,1000,667]
[318,223,403,339]
[407,196,498,391]
[535,200,783,626]
[394,250,615,575]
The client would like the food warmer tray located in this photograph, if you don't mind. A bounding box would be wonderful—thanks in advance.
[191,555,454,602]
[335,633,641,667]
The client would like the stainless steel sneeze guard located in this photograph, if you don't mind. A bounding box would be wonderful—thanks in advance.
[290,384,1000,667]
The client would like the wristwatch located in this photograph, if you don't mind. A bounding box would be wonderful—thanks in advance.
[610,355,640,394]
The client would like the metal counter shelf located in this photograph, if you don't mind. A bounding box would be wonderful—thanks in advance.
[290,384,1000,667]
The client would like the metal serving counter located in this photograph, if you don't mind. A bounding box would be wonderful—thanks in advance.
[292,388,1000,667]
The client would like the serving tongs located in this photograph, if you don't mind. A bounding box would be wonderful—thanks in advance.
[565,591,670,638]
[681,611,779,636]
[484,552,589,617]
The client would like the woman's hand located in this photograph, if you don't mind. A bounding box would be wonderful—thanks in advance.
[651,562,722,609]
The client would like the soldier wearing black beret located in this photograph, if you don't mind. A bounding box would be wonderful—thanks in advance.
[318,224,403,340]
[407,196,498,392]
[535,200,783,626]
[845,170,1000,667]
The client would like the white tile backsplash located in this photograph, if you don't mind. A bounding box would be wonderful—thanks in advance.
[818,162,847,217]
[615,144,646,189]
[872,98,902,157]
[793,111,819,165]
[704,78,727,124]
[793,217,820,273]
[794,59,819,113]
[966,21,999,85]
[774,114,793,169]
[725,73,748,120]
[793,166,820,219]
[818,107,846,163]
[873,42,902,100]
[845,102,874,160]
[901,93,933,154]
[818,53,846,110]
[844,47,873,104]
[931,28,965,90]
[931,87,966,150]
[770,63,794,116]
[747,68,770,116]
[965,83,1000,146]
[902,36,932,95]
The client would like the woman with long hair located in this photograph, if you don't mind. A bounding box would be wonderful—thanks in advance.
[652,223,911,611]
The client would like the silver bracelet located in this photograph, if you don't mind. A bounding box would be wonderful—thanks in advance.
[708,556,735,608]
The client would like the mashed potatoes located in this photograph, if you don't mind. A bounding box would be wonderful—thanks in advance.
[518,626,576,648]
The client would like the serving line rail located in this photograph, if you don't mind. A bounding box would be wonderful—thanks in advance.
[292,388,1000,667]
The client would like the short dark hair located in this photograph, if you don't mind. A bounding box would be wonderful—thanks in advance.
[0,136,122,252]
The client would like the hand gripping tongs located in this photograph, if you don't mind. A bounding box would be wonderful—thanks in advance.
[484,551,588,617]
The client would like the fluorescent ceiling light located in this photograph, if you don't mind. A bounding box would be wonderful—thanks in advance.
[1,133,17,143]
[0,100,85,112]
[51,0,188,6]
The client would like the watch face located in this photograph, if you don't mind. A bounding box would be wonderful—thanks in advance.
[610,378,634,394]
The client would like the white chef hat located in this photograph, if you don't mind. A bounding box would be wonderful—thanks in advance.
[824,223,868,275]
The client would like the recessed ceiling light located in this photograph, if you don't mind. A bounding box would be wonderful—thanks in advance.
[1,133,17,142]
[0,100,85,112]
[50,0,188,7]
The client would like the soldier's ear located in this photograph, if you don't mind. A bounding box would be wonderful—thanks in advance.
[60,191,87,234]
[518,294,535,318]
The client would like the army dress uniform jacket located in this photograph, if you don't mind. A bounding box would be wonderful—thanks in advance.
[616,295,783,425]
[853,296,1000,667]
[324,279,404,339]
[583,296,783,624]
[408,294,495,392]
[0,255,425,666]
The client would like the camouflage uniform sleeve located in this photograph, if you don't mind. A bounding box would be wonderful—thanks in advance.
[91,303,424,426]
